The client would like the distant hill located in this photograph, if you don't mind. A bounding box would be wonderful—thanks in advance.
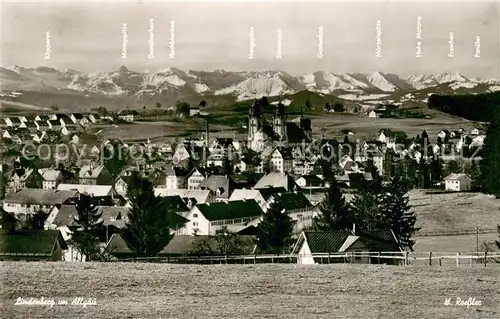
[427,91,500,122]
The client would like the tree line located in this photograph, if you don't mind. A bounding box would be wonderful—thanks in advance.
[428,92,500,122]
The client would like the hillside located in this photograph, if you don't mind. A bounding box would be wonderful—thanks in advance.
[1,263,497,319]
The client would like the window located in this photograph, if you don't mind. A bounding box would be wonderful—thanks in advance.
[193,213,198,218]
[193,222,198,226]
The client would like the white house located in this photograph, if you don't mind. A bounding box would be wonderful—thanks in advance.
[228,189,267,208]
[2,189,78,217]
[368,110,378,118]
[270,147,293,173]
[444,173,472,192]
[470,128,480,135]
[180,200,263,235]
[186,167,206,190]
[165,167,188,190]
[39,169,64,190]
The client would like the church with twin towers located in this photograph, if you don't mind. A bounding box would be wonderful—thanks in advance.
[246,98,313,152]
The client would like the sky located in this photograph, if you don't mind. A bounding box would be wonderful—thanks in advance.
[1,1,499,78]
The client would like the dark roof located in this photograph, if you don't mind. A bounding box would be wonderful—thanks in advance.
[0,230,67,255]
[257,187,288,200]
[297,175,323,186]
[286,122,310,144]
[159,195,189,213]
[301,231,352,253]
[196,199,263,221]
[275,192,313,210]
[167,166,189,177]
[198,175,236,199]
[51,205,78,227]
[355,230,401,252]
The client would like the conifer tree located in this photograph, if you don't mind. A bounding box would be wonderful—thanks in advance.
[429,156,443,187]
[480,113,500,197]
[382,175,420,250]
[313,176,351,231]
[121,172,175,257]
[349,175,385,232]
[256,196,294,254]
[72,194,104,261]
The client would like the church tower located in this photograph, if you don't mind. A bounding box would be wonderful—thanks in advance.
[299,105,312,141]
[248,100,262,144]
[273,102,287,141]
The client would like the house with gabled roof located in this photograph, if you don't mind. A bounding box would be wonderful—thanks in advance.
[269,147,294,173]
[269,192,319,232]
[253,172,299,192]
[181,199,263,235]
[2,189,79,216]
[0,230,68,261]
[198,175,238,202]
[18,168,44,190]
[39,168,64,190]
[78,165,113,185]
[292,229,402,265]
[4,117,22,127]
[186,167,207,190]
[154,188,214,207]
[165,166,189,189]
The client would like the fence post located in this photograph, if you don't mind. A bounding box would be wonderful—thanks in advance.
[456,253,459,267]
[484,252,487,267]
[439,257,442,267]
[254,254,256,264]
[328,253,330,264]
[378,252,381,264]
[429,252,432,266]
[469,257,473,267]
[350,252,353,264]
[404,251,409,266]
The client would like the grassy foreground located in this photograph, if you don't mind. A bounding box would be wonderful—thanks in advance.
[1,262,498,319]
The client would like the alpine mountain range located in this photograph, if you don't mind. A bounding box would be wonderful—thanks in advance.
[1,65,499,105]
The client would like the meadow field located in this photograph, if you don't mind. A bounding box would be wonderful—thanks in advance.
[1,262,498,319]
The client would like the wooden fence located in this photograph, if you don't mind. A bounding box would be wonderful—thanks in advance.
[112,251,500,267]
[415,228,497,237]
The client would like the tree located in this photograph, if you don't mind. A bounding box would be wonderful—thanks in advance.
[175,101,190,117]
[0,208,18,233]
[445,160,460,176]
[121,172,175,257]
[199,100,207,108]
[324,102,331,112]
[429,157,443,187]
[349,178,385,232]
[313,177,351,231]
[480,113,500,197]
[305,100,313,111]
[194,226,251,255]
[26,210,48,230]
[102,140,126,179]
[71,194,104,261]
[382,175,420,250]
[258,96,269,108]
[155,102,162,109]
[256,197,293,254]
[333,102,345,112]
